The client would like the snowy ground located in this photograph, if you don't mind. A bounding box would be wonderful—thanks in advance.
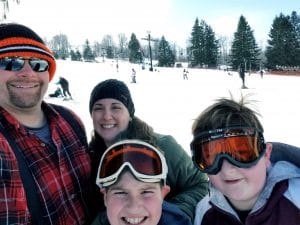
[46,59,300,155]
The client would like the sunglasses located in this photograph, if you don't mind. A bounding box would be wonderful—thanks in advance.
[190,127,266,174]
[0,57,49,72]
[96,139,168,188]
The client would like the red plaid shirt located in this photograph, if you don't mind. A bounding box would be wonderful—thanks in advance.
[0,103,92,224]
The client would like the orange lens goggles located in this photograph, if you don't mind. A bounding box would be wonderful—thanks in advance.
[96,140,168,188]
[191,127,265,174]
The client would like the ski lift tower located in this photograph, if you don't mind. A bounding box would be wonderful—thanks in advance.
[142,31,157,72]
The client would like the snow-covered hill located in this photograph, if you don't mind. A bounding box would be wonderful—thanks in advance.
[46,59,300,154]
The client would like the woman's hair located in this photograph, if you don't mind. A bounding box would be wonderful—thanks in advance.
[89,116,158,150]
[89,116,159,181]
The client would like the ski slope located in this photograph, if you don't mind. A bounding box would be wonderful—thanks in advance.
[46,59,300,154]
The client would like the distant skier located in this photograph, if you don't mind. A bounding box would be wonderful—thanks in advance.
[48,87,63,98]
[183,69,189,80]
[239,64,247,89]
[131,68,136,83]
[260,70,264,79]
[116,63,119,72]
[56,76,73,100]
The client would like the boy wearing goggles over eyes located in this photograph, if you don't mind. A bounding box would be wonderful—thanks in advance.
[191,97,300,225]
[91,139,192,225]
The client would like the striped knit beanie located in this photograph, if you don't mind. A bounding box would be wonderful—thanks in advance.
[0,23,56,81]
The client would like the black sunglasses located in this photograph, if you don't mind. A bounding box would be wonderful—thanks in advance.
[0,57,49,72]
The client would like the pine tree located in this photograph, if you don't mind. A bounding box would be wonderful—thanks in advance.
[70,49,82,61]
[70,50,77,61]
[75,50,82,61]
[291,11,300,45]
[82,39,95,62]
[203,24,219,67]
[128,33,142,63]
[189,18,204,67]
[230,15,260,71]
[157,36,175,67]
[266,13,300,69]
[189,18,219,68]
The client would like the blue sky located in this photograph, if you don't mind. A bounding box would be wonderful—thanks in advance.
[6,0,299,48]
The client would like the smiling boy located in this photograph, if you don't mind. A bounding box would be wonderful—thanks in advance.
[91,139,192,225]
[191,97,300,225]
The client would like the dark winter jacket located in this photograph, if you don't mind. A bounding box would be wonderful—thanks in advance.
[57,77,69,89]
[270,142,300,167]
[91,201,192,225]
[194,161,300,225]
[88,117,208,222]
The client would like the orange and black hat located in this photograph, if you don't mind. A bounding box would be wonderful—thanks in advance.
[0,23,56,81]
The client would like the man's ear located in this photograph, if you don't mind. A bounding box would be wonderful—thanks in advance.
[265,143,273,167]
[161,185,170,198]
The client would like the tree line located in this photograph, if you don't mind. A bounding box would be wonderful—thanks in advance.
[1,1,299,71]
[47,11,299,71]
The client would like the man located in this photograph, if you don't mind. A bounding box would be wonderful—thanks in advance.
[0,23,92,224]
[56,76,73,100]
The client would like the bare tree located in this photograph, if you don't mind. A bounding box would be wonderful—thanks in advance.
[117,33,128,59]
[101,35,116,59]
[49,34,70,59]
[0,0,20,21]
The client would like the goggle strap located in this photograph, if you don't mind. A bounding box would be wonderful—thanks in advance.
[97,162,165,188]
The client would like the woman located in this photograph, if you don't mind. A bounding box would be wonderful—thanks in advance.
[88,79,208,223]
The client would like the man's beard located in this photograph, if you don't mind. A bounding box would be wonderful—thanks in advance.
[8,83,44,108]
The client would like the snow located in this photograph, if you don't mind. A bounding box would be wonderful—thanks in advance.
[46,59,300,155]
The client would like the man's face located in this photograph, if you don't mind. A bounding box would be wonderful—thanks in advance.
[0,58,49,110]
[102,172,170,225]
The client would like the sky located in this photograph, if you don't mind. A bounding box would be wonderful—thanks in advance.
[45,59,300,154]
[6,0,299,48]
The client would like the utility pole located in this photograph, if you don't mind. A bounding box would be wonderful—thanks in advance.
[142,31,157,72]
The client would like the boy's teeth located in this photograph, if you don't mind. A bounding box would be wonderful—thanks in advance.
[125,217,144,224]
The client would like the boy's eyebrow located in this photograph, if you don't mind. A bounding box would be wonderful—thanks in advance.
[108,183,160,191]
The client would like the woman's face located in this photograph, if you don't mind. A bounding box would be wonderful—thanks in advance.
[91,98,131,146]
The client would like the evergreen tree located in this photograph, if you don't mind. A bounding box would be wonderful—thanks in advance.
[203,24,219,67]
[230,15,260,71]
[76,50,82,61]
[128,33,142,63]
[157,36,175,67]
[189,18,219,68]
[83,39,95,62]
[70,49,82,61]
[266,13,300,69]
[189,18,204,67]
[70,50,77,61]
[291,11,300,45]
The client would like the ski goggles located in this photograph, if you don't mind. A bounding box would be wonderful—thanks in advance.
[0,57,49,72]
[190,127,266,174]
[96,139,168,188]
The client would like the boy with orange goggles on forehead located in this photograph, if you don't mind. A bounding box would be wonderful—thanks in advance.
[191,97,300,225]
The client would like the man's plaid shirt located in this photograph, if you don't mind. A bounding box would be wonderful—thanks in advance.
[0,103,92,224]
